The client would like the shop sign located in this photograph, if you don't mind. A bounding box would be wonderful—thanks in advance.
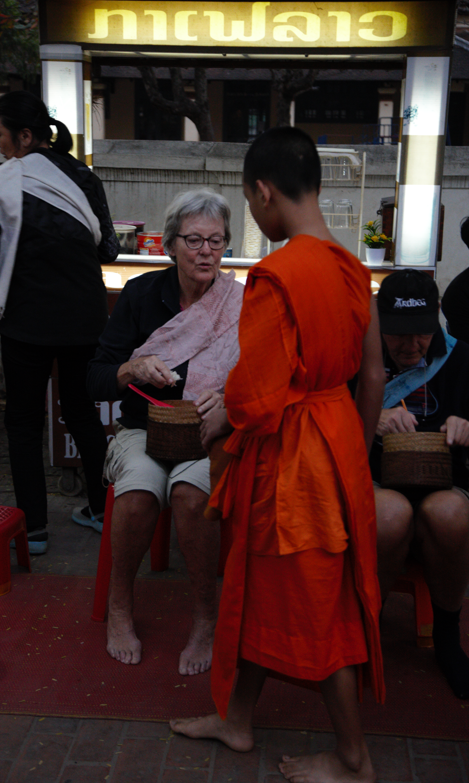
[40,1,451,49]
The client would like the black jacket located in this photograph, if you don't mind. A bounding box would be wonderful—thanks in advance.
[0,148,119,346]
[87,265,187,429]
[442,268,469,345]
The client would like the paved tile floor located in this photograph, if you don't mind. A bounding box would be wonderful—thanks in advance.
[2,402,469,782]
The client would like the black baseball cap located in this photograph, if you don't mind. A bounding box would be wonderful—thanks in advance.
[377,269,440,335]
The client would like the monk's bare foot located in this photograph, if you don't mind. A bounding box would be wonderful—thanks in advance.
[106,608,142,665]
[278,749,376,783]
[170,713,254,752]
[179,616,215,675]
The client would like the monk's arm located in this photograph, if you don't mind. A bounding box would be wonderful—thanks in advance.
[354,296,385,453]
[225,276,296,435]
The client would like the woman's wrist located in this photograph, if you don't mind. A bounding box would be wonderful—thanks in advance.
[116,361,136,392]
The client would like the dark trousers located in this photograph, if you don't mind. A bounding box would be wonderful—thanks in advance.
[1,335,108,531]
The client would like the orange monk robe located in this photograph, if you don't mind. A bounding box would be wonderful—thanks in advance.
[209,235,385,720]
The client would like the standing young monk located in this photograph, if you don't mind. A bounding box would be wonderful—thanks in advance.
[171,128,385,782]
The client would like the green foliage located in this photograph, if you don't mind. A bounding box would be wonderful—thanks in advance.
[0,0,39,81]
[362,219,392,248]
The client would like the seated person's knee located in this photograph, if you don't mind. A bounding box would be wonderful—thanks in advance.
[170,481,208,514]
[419,490,469,523]
[375,488,413,549]
[114,488,160,524]
[417,490,469,545]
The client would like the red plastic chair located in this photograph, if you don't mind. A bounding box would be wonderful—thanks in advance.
[392,559,434,648]
[1,506,31,595]
[92,484,232,622]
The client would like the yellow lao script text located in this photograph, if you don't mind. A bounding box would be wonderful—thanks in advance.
[87,3,409,46]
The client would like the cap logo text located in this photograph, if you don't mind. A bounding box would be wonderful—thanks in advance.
[393,297,426,308]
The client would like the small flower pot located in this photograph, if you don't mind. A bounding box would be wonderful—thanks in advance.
[365,247,386,265]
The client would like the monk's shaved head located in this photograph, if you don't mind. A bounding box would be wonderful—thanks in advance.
[243,127,321,202]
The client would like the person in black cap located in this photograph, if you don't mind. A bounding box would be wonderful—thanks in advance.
[441,217,469,344]
[371,268,469,699]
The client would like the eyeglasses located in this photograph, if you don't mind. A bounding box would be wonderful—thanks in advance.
[176,234,227,250]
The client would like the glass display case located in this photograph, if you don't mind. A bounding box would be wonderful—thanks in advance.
[317,148,366,259]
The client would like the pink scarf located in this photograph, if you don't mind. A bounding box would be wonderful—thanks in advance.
[130,270,244,400]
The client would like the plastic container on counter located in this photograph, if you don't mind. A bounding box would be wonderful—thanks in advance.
[116,220,146,234]
[137,231,165,255]
[113,223,137,254]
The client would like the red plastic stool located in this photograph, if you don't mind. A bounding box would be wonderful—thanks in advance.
[0,506,31,595]
[92,484,232,622]
[392,559,434,648]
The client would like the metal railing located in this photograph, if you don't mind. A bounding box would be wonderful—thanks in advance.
[317,118,399,146]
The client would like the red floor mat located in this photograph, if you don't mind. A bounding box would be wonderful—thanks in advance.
[1,573,468,739]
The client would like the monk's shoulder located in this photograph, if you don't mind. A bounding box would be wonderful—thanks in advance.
[253,236,365,275]
[248,237,370,302]
[251,236,322,280]
[324,241,371,292]
[316,238,365,268]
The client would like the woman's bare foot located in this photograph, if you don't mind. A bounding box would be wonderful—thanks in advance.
[170,713,254,752]
[179,615,215,675]
[106,608,142,665]
[278,750,376,783]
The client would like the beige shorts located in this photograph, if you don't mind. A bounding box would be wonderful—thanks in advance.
[103,423,210,508]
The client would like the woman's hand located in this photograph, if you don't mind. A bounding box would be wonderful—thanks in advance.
[117,355,176,392]
[200,407,232,451]
[441,416,469,447]
[196,389,224,419]
[376,406,418,436]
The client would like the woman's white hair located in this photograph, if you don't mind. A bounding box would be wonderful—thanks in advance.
[162,188,231,261]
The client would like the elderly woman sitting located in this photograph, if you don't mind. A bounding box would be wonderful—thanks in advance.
[87,189,244,674]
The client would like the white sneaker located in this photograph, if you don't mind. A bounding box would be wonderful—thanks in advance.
[72,506,104,534]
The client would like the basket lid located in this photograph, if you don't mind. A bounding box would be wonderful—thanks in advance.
[382,432,449,454]
[147,400,201,424]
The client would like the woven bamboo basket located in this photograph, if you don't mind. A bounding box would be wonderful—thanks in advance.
[146,401,206,462]
[381,432,452,490]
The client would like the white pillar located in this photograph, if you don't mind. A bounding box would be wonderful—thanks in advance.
[183,116,199,141]
[394,56,450,267]
[392,81,407,255]
[40,44,92,165]
[92,85,106,140]
[182,90,199,141]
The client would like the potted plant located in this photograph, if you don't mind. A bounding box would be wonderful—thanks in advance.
[362,220,392,265]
